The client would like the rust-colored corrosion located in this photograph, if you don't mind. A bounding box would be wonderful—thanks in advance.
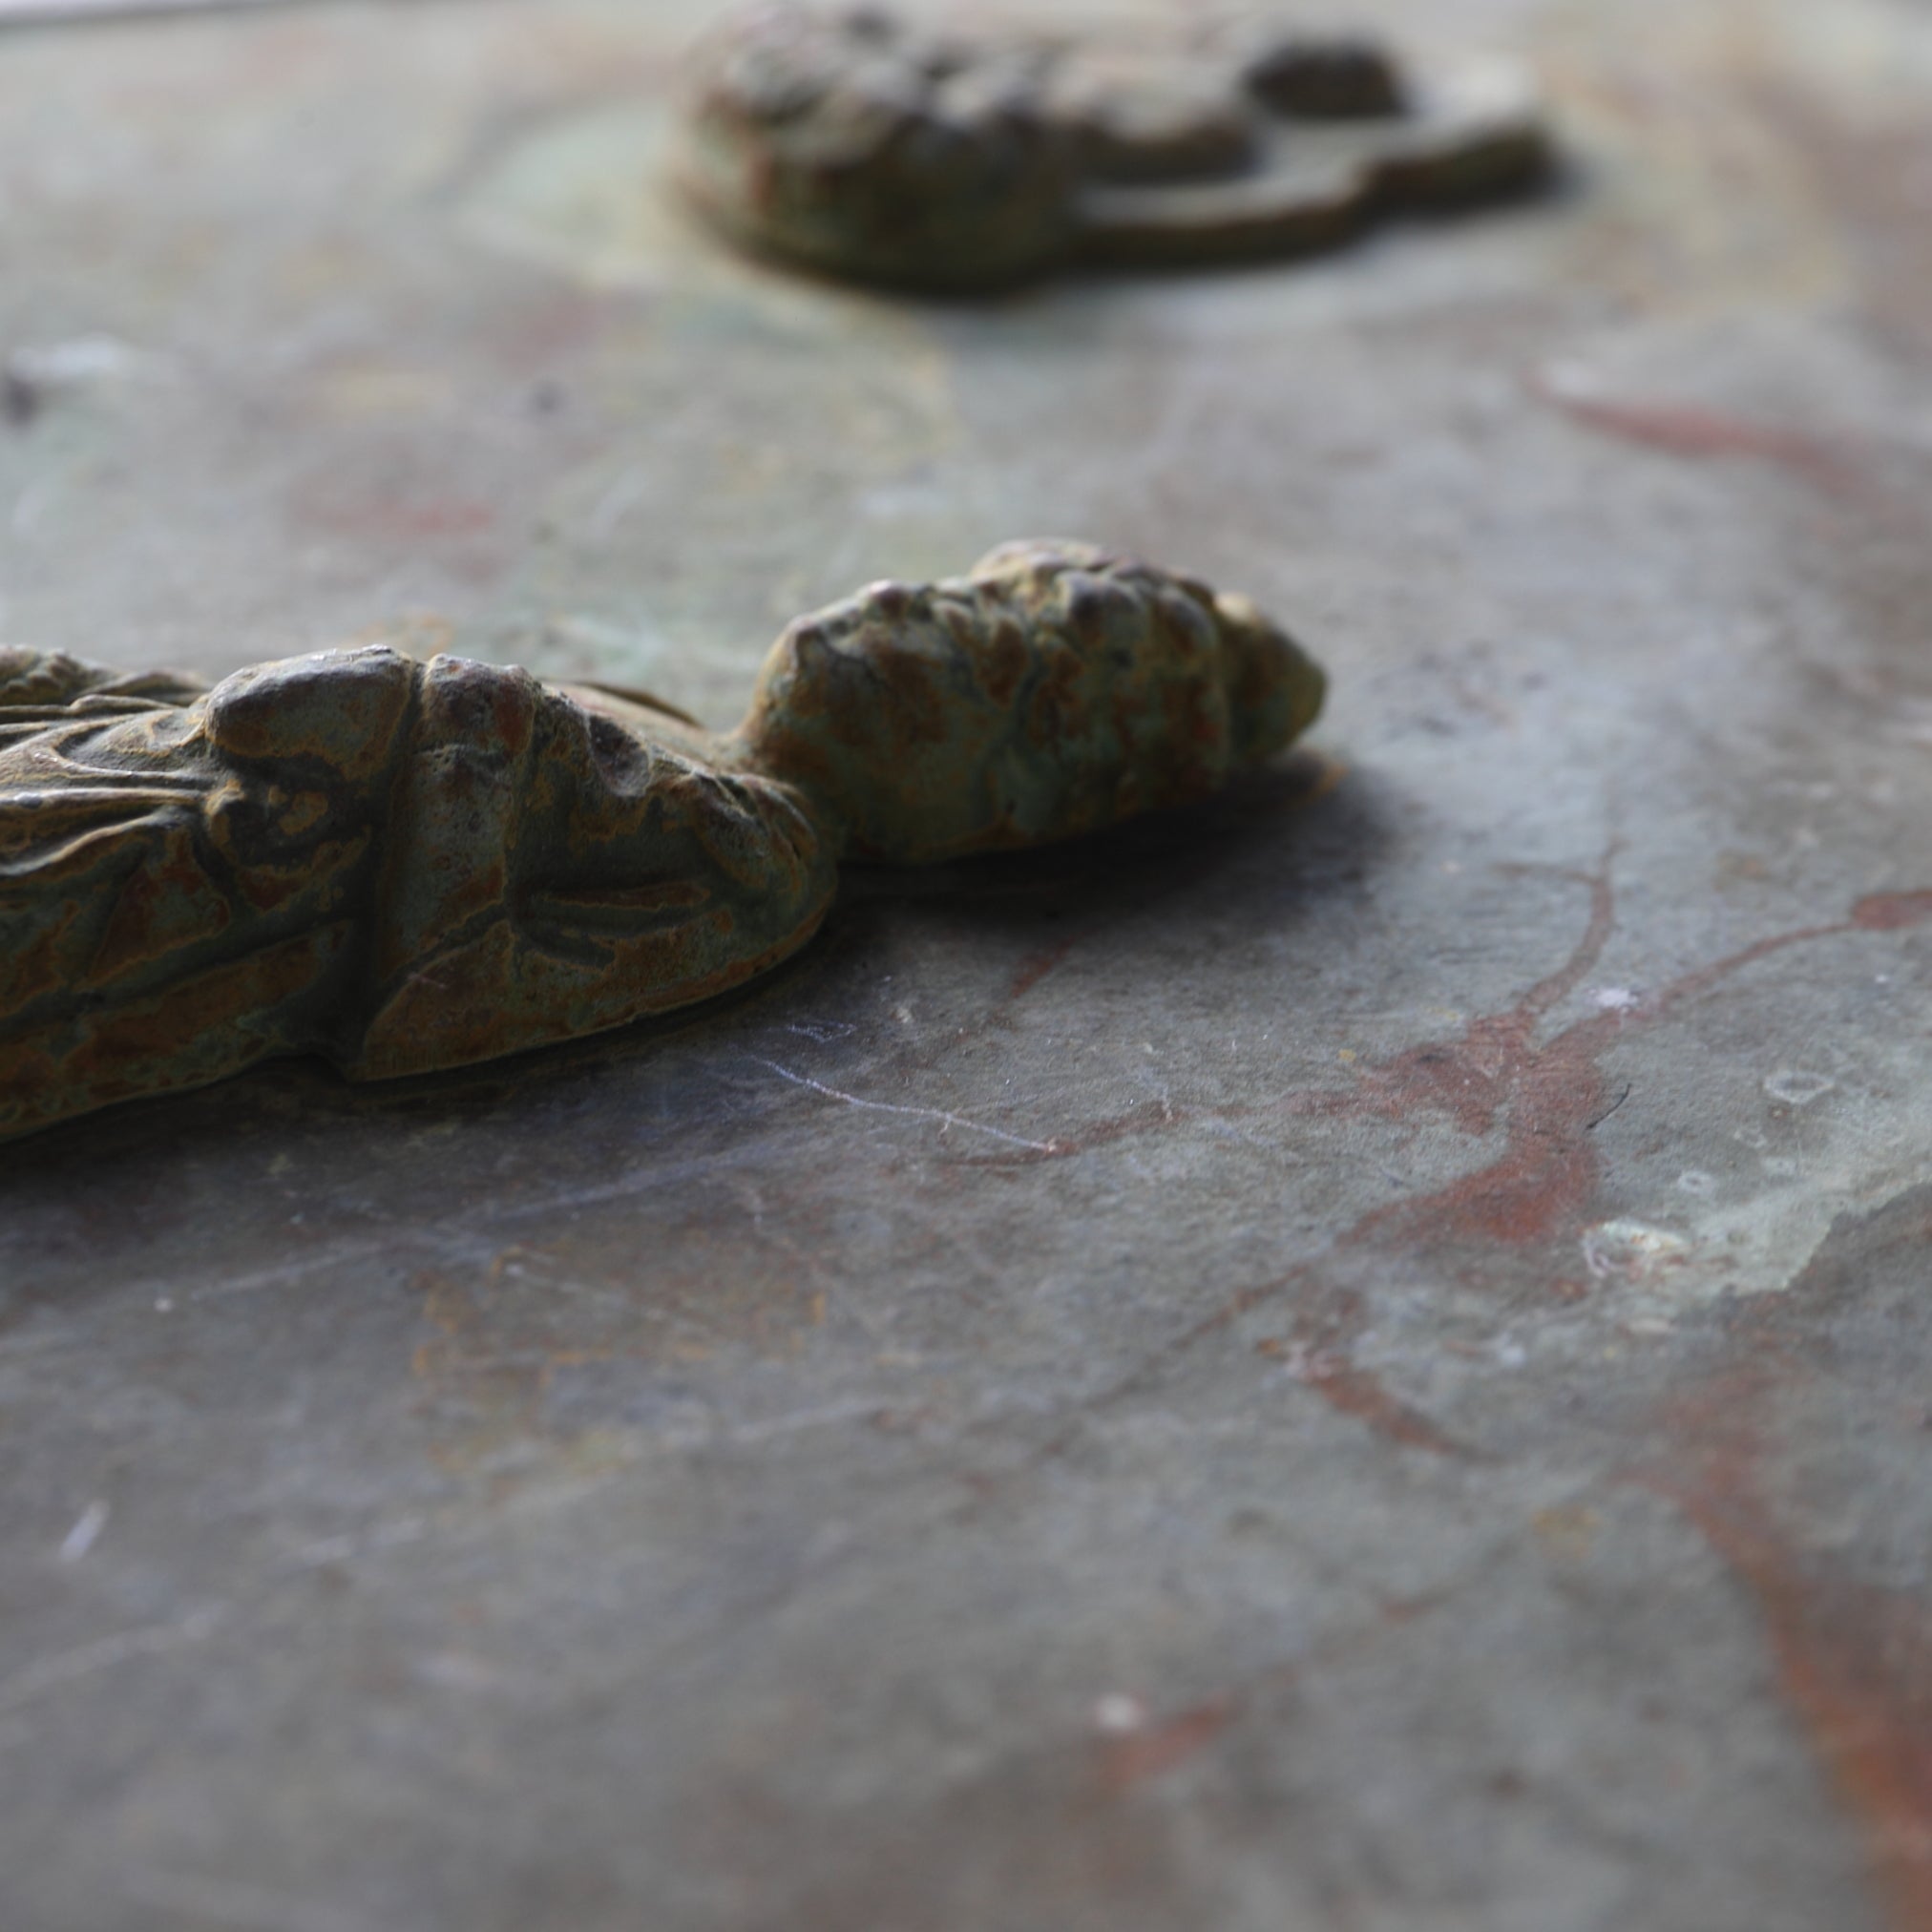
[0,540,1323,1141]
[675,5,1550,291]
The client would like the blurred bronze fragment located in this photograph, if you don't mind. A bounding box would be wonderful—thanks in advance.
[675,6,1550,290]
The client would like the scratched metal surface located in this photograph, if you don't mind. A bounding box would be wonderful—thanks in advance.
[3,2,1932,1929]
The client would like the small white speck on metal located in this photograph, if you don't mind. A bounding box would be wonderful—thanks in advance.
[1092,1693,1147,1735]
[57,1501,109,1564]
[1764,1069,1836,1106]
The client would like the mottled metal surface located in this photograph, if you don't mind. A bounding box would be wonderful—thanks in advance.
[0,642,833,1136]
[0,542,1319,1138]
[732,539,1323,861]
[677,5,1546,289]
[3,2,1932,1930]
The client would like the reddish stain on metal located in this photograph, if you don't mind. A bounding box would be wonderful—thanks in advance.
[1031,859,1932,1899]
[1314,885,1932,1906]
[1338,878,1932,1258]
[1852,890,1932,932]
[1282,1345,1468,1458]
[1008,873,1932,1479]
[303,491,499,543]
[1097,1700,1237,1794]
[1006,935,1078,1002]
[1651,1358,1932,1932]
[1281,865,1619,1250]
[1027,874,1932,1253]
[1538,384,1861,493]
[1349,1037,1612,1250]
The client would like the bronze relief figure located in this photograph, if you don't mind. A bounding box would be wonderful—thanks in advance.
[0,542,1325,1142]
[675,5,1549,291]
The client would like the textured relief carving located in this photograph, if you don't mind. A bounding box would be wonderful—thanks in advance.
[0,541,1324,1141]
[675,6,1549,290]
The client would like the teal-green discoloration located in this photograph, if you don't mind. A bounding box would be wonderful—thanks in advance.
[0,541,1323,1141]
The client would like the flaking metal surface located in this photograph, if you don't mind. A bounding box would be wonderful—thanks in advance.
[2,2,1932,1929]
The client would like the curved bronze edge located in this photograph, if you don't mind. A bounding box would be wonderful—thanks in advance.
[339,889,837,1086]
[1075,61,1550,271]
[669,162,1069,301]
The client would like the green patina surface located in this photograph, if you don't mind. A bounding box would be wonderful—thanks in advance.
[0,541,1322,1139]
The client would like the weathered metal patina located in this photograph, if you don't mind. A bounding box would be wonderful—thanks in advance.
[675,5,1549,290]
[0,540,1323,1141]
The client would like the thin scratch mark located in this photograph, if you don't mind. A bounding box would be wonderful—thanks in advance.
[0,1603,227,1717]
[181,1240,409,1302]
[173,1147,780,1301]
[1586,1082,1633,1132]
[749,1057,1057,1153]
[286,1516,430,1571]
[585,461,650,540]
